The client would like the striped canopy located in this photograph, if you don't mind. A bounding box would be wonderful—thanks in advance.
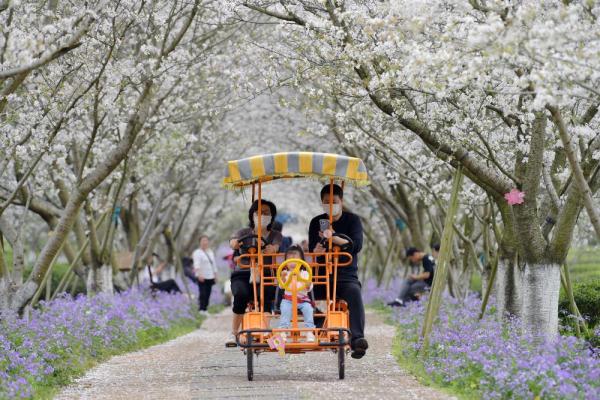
[222,152,369,189]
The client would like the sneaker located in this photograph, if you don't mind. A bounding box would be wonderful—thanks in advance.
[386,298,404,307]
[199,310,209,316]
[351,338,369,359]
[306,332,316,342]
[225,333,237,348]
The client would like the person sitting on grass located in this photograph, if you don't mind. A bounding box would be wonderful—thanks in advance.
[278,245,316,342]
[387,247,435,307]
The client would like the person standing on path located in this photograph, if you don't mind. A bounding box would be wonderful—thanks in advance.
[308,184,369,359]
[192,235,218,315]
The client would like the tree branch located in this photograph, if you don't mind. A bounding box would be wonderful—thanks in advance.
[0,15,92,79]
[543,161,561,211]
[547,105,600,240]
[243,3,306,26]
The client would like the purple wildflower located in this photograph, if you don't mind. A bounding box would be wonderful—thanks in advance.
[0,289,197,399]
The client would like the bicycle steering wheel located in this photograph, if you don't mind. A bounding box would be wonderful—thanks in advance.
[276,258,313,291]
[237,234,267,254]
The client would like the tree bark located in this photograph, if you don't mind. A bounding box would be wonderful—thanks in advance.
[0,215,25,284]
[121,193,141,251]
[495,255,523,319]
[496,258,561,338]
[521,262,561,338]
[421,167,463,350]
[128,189,167,282]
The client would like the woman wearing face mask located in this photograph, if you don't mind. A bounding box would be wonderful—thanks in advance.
[225,199,282,347]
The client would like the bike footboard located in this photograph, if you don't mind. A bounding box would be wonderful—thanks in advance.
[235,328,351,349]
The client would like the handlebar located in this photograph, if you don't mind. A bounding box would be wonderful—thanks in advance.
[236,251,353,269]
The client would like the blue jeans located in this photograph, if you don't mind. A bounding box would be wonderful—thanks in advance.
[279,299,315,328]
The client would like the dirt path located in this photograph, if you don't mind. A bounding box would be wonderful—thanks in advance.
[56,309,454,400]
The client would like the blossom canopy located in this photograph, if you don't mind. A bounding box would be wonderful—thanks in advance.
[222,152,369,189]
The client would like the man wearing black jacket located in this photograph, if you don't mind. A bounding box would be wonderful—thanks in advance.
[308,184,368,359]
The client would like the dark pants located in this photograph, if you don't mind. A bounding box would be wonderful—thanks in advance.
[231,275,275,315]
[397,279,429,302]
[312,279,365,347]
[197,278,215,311]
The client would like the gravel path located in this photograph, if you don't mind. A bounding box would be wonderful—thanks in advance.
[56,309,454,400]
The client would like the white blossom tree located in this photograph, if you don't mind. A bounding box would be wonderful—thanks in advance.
[230,0,600,337]
[0,0,241,313]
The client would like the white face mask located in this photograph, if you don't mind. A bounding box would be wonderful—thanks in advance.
[322,203,342,217]
[253,214,271,228]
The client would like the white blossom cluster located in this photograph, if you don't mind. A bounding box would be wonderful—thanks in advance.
[228,0,600,251]
[0,0,266,257]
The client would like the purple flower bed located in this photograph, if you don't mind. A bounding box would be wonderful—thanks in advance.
[361,278,404,305]
[389,293,600,399]
[0,290,198,399]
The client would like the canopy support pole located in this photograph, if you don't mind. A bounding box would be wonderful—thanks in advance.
[257,181,263,312]
[329,178,334,311]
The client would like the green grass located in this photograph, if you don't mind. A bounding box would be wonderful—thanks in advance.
[567,246,600,282]
[470,273,482,294]
[31,316,203,399]
[208,303,226,314]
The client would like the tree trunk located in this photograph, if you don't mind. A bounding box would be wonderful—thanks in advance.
[0,215,25,285]
[495,256,522,318]
[394,184,427,250]
[496,259,560,338]
[421,167,463,350]
[183,197,214,253]
[523,263,561,338]
[121,195,141,251]
[480,260,494,298]
[0,279,17,317]
[128,190,167,281]
[86,264,113,294]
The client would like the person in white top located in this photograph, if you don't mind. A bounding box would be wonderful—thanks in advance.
[192,235,218,313]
